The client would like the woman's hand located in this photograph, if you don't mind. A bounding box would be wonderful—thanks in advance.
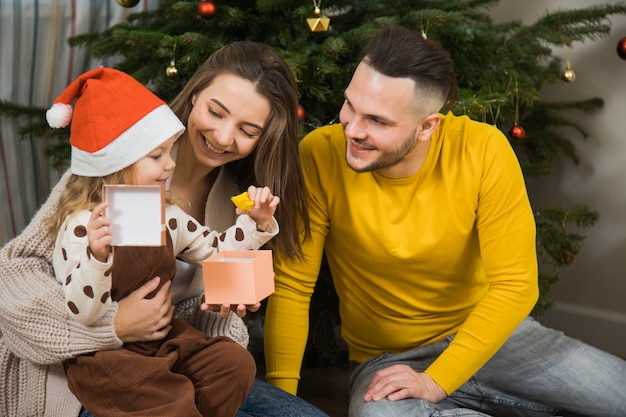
[114,277,174,343]
[200,301,261,318]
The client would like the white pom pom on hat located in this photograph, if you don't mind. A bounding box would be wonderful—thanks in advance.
[47,67,184,177]
[45,103,73,128]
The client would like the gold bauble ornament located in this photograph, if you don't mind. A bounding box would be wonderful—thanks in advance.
[561,54,576,83]
[116,0,140,7]
[166,61,178,77]
[562,68,576,83]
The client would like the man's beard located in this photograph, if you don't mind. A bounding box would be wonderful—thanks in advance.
[347,130,418,173]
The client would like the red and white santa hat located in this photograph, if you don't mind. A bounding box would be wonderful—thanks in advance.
[46,67,184,177]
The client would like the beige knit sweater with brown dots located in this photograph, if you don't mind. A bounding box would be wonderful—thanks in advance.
[0,167,252,417]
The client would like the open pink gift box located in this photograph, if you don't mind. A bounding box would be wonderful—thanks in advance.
[202,250,275,305]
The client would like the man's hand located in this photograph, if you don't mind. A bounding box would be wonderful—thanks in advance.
[364,364,447,403]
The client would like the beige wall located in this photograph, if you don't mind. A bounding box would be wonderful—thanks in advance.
[491,0,626,357]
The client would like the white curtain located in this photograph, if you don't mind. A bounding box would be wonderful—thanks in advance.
[0,0,161,245]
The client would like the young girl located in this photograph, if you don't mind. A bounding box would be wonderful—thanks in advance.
[46,67,279,417]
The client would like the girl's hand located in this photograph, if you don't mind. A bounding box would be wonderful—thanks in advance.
[88,201,113,262]
[238,185,280,231]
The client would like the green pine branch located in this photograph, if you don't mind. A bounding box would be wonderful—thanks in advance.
[533,205,599,316]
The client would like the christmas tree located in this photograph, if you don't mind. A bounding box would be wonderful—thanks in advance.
[3,0,625,361]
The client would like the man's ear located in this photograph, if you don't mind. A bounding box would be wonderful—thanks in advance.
[416,113,441,142]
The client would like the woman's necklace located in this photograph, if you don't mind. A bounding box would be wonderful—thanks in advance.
[307,0,330,32]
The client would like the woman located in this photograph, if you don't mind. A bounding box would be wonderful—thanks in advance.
[0,42,325,417]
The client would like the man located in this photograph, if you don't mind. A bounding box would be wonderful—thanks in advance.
[264,24,626,416]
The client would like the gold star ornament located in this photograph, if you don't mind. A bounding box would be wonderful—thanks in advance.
[307,2,330,32]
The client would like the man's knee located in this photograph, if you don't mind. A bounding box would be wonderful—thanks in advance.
[349,397,433,417]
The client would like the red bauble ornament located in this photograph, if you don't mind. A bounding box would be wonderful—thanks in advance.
[562,249,576,265]
[617,36,626,60]
[297,105,306,121]
[509,125,526,139]
[198,0,217,19]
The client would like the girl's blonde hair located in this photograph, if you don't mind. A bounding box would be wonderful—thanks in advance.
[45,170,127,237]
[45,163,180,237]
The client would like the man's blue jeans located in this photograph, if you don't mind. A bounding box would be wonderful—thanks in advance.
[80,379,329,417]
[349,317,626,417]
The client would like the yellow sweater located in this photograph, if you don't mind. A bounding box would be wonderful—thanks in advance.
[265,113,538,396]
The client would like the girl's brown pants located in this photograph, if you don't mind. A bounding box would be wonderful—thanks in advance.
[65,319,256,417]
